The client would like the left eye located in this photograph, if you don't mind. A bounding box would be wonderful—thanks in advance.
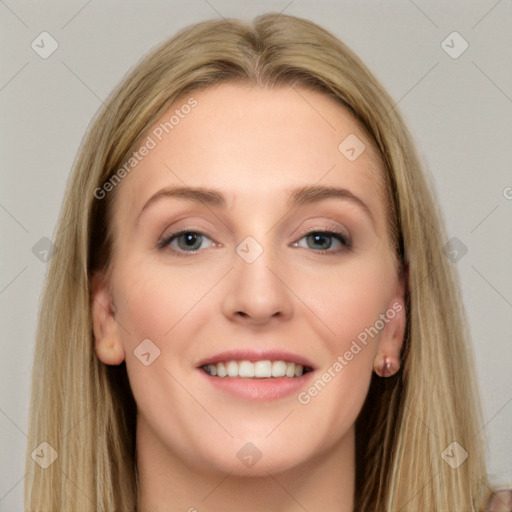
[294,231,349,252]
[160,231,215,252]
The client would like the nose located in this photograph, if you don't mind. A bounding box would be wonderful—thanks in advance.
[221,241,294,326]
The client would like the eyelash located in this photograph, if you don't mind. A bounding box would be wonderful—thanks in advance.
[157,226,351,257]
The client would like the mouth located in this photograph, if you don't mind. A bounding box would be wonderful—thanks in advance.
[196,350,315,401]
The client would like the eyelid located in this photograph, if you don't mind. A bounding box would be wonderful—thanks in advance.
[294,221,351,243]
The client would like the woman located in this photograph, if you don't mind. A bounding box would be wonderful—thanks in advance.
[24,12,505,511]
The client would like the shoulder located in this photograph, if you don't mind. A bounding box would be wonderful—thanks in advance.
[484,488,512,512]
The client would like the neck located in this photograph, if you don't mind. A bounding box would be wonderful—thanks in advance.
[135,416,355,512]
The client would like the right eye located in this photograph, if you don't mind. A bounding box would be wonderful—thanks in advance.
[158,230,216,255]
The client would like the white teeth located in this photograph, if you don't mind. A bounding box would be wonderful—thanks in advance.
[238,360,254,378]
[226,361,238,377]
[254,360,272,377]
[203,360,308,378]
[271,360,287,377]
[216,362,227,377]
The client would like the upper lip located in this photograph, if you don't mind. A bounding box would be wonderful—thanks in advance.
[196,349,316,370]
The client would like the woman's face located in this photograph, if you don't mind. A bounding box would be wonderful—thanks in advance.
[92,83,405,476]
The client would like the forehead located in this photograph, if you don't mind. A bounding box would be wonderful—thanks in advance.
[115,83,386,223]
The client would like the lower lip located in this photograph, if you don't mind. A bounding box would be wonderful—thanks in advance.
[198,369,315,401]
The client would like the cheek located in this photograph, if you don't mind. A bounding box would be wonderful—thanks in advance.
[110,260,215,431]
[292,259,391,440]
[297,254,395,357]
[112,257,216,346]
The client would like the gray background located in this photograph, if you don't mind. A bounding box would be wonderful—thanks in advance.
[1,0,511,509]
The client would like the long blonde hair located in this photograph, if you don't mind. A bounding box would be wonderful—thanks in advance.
[25,13,490,511]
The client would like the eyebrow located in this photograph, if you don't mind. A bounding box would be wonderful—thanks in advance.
[287,185,373,220]
[138,184,373,223]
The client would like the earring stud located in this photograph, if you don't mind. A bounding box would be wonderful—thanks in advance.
[375,356,400,378]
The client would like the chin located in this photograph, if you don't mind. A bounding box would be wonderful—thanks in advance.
[196,438,310,478]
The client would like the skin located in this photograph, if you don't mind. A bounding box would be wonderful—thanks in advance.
[91,83,405,512]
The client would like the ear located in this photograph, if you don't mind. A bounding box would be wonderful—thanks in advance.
[90,271,125,365]
[373,272,407,376]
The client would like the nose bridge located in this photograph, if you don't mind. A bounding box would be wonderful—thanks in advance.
[222,232,293,323]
